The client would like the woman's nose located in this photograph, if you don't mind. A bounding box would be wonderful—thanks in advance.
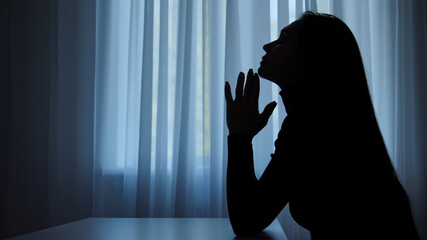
[263,41,276,52]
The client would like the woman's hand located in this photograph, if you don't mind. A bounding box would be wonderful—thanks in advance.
[225,69,277,140]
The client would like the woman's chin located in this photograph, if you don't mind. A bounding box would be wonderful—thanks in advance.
[258,67,273,81]
[258,68,282,87]
[257,66,268,79]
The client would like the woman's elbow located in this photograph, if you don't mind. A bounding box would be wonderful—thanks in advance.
[230,217,265,236]
[232,225,260,236]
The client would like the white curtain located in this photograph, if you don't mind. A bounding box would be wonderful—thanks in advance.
[93,0,311,219]
[91,0,426,239]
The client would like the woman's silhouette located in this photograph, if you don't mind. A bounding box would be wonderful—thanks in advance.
[225,12,419,239]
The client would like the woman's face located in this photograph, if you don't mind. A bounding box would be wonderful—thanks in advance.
[258,20,301,88]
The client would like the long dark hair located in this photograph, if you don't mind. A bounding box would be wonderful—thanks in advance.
[295,11,394,170]
[290,11,396,177]
[297,12,373,114]
[291,11,418,237]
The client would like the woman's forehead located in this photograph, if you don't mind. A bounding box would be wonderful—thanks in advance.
[280,19,302,35]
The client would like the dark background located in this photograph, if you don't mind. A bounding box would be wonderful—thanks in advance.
[1,0,96,238]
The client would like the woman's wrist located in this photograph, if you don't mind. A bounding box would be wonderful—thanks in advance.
[228,131,253,140]
[227,132,253,145]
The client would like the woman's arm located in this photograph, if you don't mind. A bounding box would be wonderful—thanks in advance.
[224,69,287,236]
[227,133,289,236]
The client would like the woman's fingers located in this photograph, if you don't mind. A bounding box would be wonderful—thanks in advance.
[225,81,233,105]
[244,69,253,97]
[252,73,260,105]
[226,69,260,106]
[260,101,277,124]
[226,70,273,137]
[235,72,245,101]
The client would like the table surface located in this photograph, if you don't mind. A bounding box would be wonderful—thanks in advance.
[9,218,287,240]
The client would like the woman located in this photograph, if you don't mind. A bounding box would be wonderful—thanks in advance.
[225,12,419,239]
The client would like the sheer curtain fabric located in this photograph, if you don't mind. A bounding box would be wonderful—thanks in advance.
[93,0,427,239]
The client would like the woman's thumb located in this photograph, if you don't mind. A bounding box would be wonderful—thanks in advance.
[260,101,277,122]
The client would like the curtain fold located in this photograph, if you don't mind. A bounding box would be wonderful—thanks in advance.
[207,0,228,218]
[136,0,154,217]
[152,0,170,218]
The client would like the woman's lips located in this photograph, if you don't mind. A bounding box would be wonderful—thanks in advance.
[261,56,267,64]
[262,55,269,61]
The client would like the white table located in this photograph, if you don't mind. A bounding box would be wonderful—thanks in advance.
[9,218,287,240]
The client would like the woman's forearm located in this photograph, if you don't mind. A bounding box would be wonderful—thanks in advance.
[227,133,261,235]
[227,131,290,236]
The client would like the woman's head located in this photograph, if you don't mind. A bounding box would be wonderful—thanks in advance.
[259,12,365,85]
[259,11,372,114]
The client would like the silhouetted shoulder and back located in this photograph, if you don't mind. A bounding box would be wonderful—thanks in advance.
[225,11,420,239]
